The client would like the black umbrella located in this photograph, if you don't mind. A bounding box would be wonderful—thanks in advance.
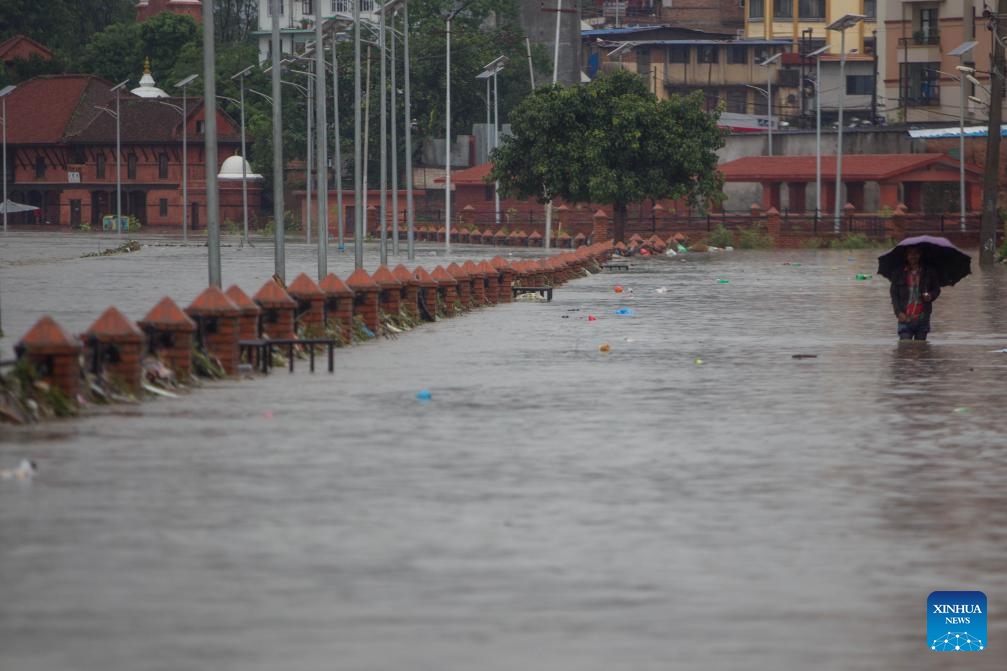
[877,235,971,287]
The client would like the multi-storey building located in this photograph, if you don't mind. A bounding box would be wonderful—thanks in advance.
[252,0,378,63]
[882,0,993,125]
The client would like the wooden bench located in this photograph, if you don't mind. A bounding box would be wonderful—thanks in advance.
[511,286,553,301]
[239,338,337,374]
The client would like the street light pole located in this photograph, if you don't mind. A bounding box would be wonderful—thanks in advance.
[230,66,254,247]
[354,0,364,268]
[331,35,345,253]
[445,9,454,256]
[760,52,783,156]
[807,45,829,218]
[173,75,197,242]
[379,0,389,266]
[827,14,865,235]
[111,79,129,240]
[390,8,400,257]
[270,0,285,283]
[403,0,416,261]
[950,41,978,232]
[477,56,507,228]
[315,9,328,280]
[1,84,15,235]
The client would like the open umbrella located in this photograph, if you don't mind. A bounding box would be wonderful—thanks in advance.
[877,235,971,287]
[0,198,39,214]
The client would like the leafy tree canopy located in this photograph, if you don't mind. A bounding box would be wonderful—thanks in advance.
[489,70,726,242]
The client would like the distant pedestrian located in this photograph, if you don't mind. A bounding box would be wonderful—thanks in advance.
[889,245,940,341]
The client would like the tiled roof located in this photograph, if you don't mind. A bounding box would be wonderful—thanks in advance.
[224,285,261,314]
[370,265,402,288]
[318,273,353,296]
[346,268,379,291]
[253,280,297,308]
[435,162,493,185]
[18,315,81,350]
[286,272,324,297]
[140,297,197,330]
[83,306,144,340]
[717,153,973,182]
[412,266,439,287]
[2,76,109,144]
[186,285,240,315]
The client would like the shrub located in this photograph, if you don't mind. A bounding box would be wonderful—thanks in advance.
[738,225,773,249]
[829,234,876,250]
[707,223,733,248]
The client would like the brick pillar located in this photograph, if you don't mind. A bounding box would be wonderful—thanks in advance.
[81,306,145,395]
[493,228,507,246]
[764,206,781,241]
[253,280,297,340]
[225,285,262,342]
[15,316,83,401]
[346,268,381,334]
[528,230,542,247]
[787,182,807,212]
[393,264,420,320]
[412,266,440,321]
[493,256,515,303]
[591,209,610,244]
[139,297,197,381]
[462,260,487,305]
[371,265,403,318]
[879,183,900,211]
[478,260,499,304]
[431,265,460,315]
[319,273,355,343]
[889,204,908,239]
[447,262,473,308]
[573,232,586,248]
[186,285,242,376]
[508,229,527,247]
[286,273,326,336]
[761,181,781,211]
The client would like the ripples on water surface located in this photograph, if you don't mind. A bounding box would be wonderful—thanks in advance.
[1,234,1006,670]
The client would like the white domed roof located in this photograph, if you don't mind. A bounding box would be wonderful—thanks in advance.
[218,155,263,180]
[131,58,169,98]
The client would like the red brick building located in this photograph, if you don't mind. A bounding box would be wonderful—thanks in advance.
[0,35,55,74]
[136,0,202,23]
[3,74,259,230]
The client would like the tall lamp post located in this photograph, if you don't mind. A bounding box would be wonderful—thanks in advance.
[230,65,254,246]
[402,0,416,260]
[477,56,507,227]
[111,79,129,239]
[173,74,198,242]
[759,51,783,156]
[1,84,15,234]
[950,41,978,231]
[807,45,830,217]
[827,13,865,235]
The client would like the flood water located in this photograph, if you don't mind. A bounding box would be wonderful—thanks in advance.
[2,232,1006,670]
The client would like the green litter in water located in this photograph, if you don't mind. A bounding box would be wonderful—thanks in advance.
[716,278,730,284]
[953,407,971,414]
[855,274,872,280]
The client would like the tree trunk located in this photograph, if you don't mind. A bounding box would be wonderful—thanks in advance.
[613,202,628,243]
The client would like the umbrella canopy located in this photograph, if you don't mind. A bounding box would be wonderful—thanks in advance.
[877,235,971,287]
[0,198,39,214]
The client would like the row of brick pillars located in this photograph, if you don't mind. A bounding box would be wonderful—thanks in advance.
[13,244,614,404]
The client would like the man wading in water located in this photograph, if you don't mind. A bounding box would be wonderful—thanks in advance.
[890,245,941,341]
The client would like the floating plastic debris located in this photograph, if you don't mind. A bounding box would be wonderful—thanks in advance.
[694,357,703,365]
[598,343,611,353]
[855,274,872,280]
[665,249,677,256]
[416,389,432,401]
[362,324,376,338]
[654,287,668,294]
[792,354,818,359]
[587,315,597,321]
[263,410,275,419]
[677,244,688,253]
[716,278,730,284]
[953,406,970,414]
[614,307,635,316]
[613,285,624,293]
[0,459,36,480]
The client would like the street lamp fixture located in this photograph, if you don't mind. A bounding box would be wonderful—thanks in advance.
[759,51,783,156]
[949,40,978,231]
[826,13,865,234]
[1,84,16,234]
[173,74,198,242]
[477,56,507,228]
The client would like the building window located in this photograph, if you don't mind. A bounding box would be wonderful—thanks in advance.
[749,0,764,19]
[728,45,747,65]
[158,153,169,179]
[902,62,941,105]
[127,154,137,180]
[196,120,205,134]
[727,89,747,113]
[302,0,314,13]
[96,153,106,179]
[798,0,825,19]
[863,0,876,20]
[668,45,689,64]
[773,1,792,19]
[35,156,45,178]
[159,198,168,216]
[847,75,873,95]
[698,45,719,64]
[267,0,284,14]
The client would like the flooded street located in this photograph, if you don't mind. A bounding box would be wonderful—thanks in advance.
[1,232,1006,670]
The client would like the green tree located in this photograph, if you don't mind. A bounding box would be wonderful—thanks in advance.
[489,70,726,242]
[78,22,142,84]
[139,12,200,79]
